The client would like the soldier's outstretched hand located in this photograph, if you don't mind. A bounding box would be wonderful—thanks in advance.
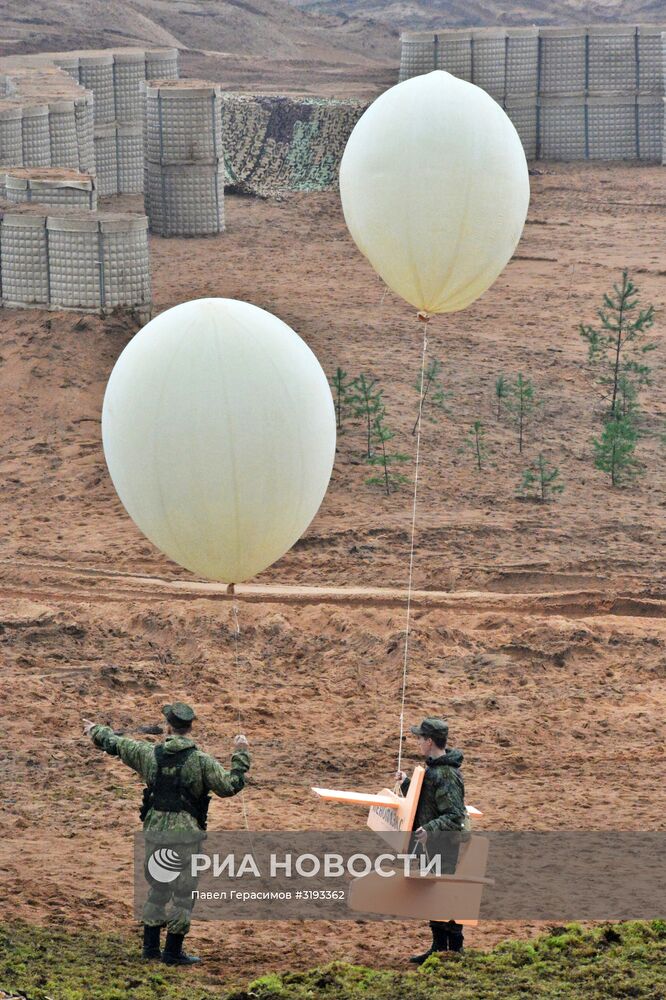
[234,734,249,748]
[395,769,407,783]
[82,718,96,735]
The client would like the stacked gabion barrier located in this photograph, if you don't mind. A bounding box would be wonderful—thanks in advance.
[80,55,116,124]
[399,24,666,162]
[436,29,472,79]
[0,201,151,315]
[93,122,144,196]
[74,95,96,173]
[144,81,224,236]
[0,65,95,175]
[55,56,80,84]
[472,29,510,101]
[52,48,179,195]
[145,49,179,81]
[53,49,179,126]
[47,213,150,310]
[400,26,542,90]
[506,28,539,98]
[114,52,147,122]
[220,94,366,197]
[0,98,94,173]
[400,32,439,79]
[663,31,666,164]
[21,105,51,167]
[8,52,364,202]
[2,168,97,210]
[539,28,587,97]
[0,107,23,163]
[0,94,94,171]
[639,25,663,92]
[1,211,50,305]
[49,100,79,167]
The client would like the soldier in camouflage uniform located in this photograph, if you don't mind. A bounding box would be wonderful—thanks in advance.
[396,717,467,961]
[84,701,250,966]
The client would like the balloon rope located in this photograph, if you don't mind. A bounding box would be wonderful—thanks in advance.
[397,314,430,772]
[231,598,252,833]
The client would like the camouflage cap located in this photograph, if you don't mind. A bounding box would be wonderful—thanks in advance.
[410,717,449,742]
[162,702,197,724]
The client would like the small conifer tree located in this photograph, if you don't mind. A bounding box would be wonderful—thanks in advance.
[506,373,537,453]
[592,416,642,487]
[329,366,353,432]
[519,453,564,501]
[495,374,510,420]
[366,412,409,495]
[579,270,656,421]
[615,374,638,419]
[412,358,451,434]
[349,373,384,458]
[460,420,487,471]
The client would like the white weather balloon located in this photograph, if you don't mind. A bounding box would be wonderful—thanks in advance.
[339,71,530,315]
[102,298,336,583]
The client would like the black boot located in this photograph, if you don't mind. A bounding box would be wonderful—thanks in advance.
[142,924,161,960]
[446,920,464,953]
[162,932,201,966]
[409,922,443,964]
[432,921,452,953]
[409,945,435,965]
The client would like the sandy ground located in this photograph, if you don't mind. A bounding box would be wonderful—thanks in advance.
[1,162,666,986]
[180,48,398,100]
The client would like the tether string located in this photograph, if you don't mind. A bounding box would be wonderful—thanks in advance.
[397,313,430,772]
[231,598,252,834]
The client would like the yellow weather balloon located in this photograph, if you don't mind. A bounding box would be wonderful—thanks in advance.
[102,298,336,584]
[339,71,530,315]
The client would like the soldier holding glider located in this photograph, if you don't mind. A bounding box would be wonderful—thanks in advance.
[396,717,467,961]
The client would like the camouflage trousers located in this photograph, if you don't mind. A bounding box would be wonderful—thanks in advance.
[142,840,202,936]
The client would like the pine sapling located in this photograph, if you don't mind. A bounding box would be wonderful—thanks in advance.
[616,373,638,420]
[592,415,642,487]
[506,373,537,453]
[412,357,451,434]
[495,374,510,420]
[579,270,656,421]
[460,420,487,471]
[329,366,353,432]
[366,412,409,495]
[348,373,384,458]
[519,453,564,501]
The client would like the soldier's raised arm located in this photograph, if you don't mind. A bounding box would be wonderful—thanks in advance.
[200,733,250,798]
[84,718,155,783]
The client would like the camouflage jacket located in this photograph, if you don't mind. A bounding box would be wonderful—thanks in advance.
[90,726,250,841]
[401,748,466,833]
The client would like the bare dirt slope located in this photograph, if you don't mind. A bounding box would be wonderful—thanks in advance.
[294,0,666,31]
[1,162,665,985]
[0,1,398,98]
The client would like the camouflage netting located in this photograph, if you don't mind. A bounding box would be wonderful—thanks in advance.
[220,95,367,197]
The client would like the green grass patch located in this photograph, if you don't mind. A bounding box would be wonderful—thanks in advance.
[1,920,665,999]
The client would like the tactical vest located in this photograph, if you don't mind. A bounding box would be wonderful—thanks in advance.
[140,745,211,830]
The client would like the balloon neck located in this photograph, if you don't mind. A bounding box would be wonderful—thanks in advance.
[417,311,431,323]
[227,582,236,595]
